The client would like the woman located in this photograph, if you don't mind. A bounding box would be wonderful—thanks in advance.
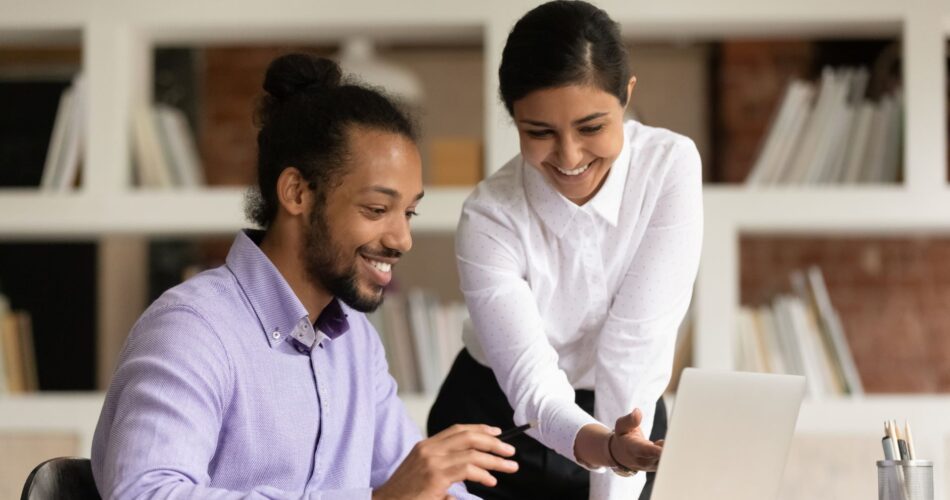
[428,2,703,499]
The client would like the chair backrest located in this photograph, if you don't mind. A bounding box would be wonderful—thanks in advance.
[21,457,101,500]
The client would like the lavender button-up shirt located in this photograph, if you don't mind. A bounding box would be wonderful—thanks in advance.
[92,230,474,499]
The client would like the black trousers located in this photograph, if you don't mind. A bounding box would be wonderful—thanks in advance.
[428,349,667,500]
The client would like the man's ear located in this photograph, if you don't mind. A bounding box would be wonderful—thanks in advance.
[275,167,312,217]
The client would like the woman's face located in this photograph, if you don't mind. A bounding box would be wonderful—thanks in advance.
[512,81,633,205]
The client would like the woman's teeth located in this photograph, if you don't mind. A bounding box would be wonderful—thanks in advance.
[369,259,391,273]
[556,161,593,176]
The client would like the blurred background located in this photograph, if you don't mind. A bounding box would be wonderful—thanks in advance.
[0,0,946,498]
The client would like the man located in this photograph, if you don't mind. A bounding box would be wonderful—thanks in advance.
[91,53,516,499]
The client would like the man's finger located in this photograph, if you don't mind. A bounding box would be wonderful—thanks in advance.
[444,456,515,488]
[444,449,519,478]
[441,429,516,457]
[432,423,502,442]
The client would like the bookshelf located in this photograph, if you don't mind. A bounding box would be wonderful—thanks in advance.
[1,0,949,498]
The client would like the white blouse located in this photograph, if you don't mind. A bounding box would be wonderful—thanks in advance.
[456,120,703,499]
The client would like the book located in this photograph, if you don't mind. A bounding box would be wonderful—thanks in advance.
[806,266,863,395]
[736,306,768,372]
[38,73,86,191]
[878,91,903,183]
[768,84,814,185]
[784,67,839,184]
[132,104,174,188]
[380,292,420,393]
[370,288,468,395]
[54,74,86,191]
[0,293,9,393]
[825,68,870,183]
[745,66,901,186]
[738,267,862,398]
[1,306,25,393]
[38,84,74,189]
[17,312,38,392]
[154,104,205,188]
[839,101,876,183]
[407,288,440,394]
[746,80,808,185]
[790,271,845,395]
[803,68,853,184]
[753,306,786,374]
[770,296,804,378]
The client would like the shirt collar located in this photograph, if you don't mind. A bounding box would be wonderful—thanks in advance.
[587,128,631,227]
[225,229,350,351]
[523,160,581,239]
[522,129,631,237]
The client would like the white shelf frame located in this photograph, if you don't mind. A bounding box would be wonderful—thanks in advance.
[2,0,950,496]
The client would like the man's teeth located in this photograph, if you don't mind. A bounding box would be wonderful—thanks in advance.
[369,259,392,273]
[556,161,593,176]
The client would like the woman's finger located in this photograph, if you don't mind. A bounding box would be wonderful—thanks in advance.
[614,407,643,434]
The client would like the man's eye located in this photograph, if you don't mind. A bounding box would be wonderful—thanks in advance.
[406,210,419,219]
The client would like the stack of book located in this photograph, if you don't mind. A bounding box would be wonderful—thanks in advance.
[367,288,467,395]
[38,73,86,191]
[0,292,38,394]
[745,66,902,185]
[735,266,863,398]
[132,103,205,188]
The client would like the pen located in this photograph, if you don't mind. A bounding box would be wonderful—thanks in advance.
[882,422,895,460]
[498,421,536,441]
[892,420,910,460]
[898,439,909,461]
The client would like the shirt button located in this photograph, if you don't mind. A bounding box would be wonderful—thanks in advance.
[272,330,280,340]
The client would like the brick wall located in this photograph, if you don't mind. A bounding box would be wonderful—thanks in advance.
[197,44,483,187]
[715,41,813,183]
[199,46,335,186]
[741,236,950,393]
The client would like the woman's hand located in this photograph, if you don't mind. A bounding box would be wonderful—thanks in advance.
[610,408,663,472]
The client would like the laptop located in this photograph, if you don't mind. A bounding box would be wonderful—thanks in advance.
[651,368,807,500]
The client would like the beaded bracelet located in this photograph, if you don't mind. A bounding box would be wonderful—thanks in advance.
[607,431,637,477]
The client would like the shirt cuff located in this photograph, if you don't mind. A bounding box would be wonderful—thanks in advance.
[541,401,605,470]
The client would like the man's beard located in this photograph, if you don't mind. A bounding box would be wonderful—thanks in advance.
[303,203,389,313]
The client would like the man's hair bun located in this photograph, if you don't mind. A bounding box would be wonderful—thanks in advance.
[262,53,342,102]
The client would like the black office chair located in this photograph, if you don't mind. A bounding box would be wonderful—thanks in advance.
[21,457,101,500]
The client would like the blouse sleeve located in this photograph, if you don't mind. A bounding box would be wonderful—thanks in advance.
[456,200,602,465]
[590,140,704,499]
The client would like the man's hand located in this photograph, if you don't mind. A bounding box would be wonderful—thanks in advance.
[611,408,663,472]
[372,424,519,500]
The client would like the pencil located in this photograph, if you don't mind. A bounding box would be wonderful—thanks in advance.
[904,420,917,460]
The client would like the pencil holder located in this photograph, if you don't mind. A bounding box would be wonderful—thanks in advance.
[877,460,933,500]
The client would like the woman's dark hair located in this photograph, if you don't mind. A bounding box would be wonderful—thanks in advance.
[498,0,630,115]
[246,53,417,228]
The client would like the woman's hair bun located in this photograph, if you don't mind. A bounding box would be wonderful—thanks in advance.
[262,53,342,101]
